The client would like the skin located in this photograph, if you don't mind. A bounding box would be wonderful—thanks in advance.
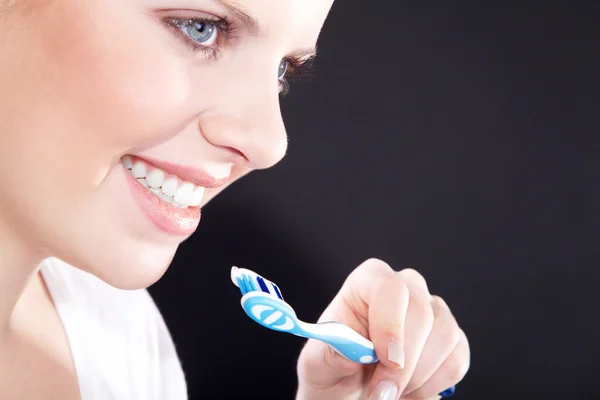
[0,0,470,399]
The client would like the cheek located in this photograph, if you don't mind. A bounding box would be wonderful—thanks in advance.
[0,1,202,199]
[41,1,197,149]
[0,1,209,288]
[0,1,202,240]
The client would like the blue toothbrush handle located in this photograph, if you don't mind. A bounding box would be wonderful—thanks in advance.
[240,292,377,364]
[301,321,378,364]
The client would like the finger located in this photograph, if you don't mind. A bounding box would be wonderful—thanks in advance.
[402,296,462,396]
[406,329,470,399]
[296,336,365,391]
[368,269,435,398]
[336,258,410,371]
[297,259,397,390]
[367,270,410,370]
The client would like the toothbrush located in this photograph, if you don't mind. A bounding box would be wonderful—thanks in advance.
[231,267,457,398]
[231,266,379,364]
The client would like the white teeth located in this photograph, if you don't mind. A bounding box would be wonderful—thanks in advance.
[161,178,178,197]
[137,178,149,188]
[146,169,165,189]
[159,192,174,204]
[190,186,205,207]
[132,161,147,178]
[149,188,162,196]
[174,182,194,205]
[171,201,188,209]
[124,157,208,208]
[123,156,134,169]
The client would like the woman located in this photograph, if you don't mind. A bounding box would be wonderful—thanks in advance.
[0,0,470,399]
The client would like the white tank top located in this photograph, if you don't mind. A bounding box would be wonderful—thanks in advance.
[39,257,188,400]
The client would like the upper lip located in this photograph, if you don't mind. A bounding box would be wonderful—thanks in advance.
[131,156,230,189]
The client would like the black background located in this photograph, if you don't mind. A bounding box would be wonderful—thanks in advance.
[149,3,599,399]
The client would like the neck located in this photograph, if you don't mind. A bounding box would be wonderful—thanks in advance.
[0,217,44,338]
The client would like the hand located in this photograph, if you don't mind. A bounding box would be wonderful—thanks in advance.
[296,259,470,400]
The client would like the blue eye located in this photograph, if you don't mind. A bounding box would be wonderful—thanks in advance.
[278,59,289,80]
[178,19,218,46]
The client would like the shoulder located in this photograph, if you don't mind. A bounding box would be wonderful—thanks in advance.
[40,257,188,400]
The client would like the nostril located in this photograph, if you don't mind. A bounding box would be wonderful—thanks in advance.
[224,146,250,165]
[228,147,248,162]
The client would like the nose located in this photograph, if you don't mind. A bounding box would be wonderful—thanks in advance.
[199,68,288,170]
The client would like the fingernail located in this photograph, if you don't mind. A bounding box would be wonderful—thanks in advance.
[388,338,405,368]
[369,380,398,400]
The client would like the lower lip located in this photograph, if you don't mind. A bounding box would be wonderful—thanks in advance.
[123,163,201,237]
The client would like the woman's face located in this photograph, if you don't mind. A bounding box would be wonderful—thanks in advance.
[0,0,333,289]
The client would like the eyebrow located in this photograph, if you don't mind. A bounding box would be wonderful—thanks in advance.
[215,0,263,34]
[215,0,318,58]
[290,47,318,60]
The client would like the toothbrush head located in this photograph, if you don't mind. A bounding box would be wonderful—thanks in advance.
[231,266,285,300]
[231,266,299,332]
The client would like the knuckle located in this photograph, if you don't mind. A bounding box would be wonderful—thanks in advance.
[350,258,395,282]
[397,268,428,290]
[431,297,461,348]
[444,344,471,383]
[440,325,462,351]
[362,258,393,273]
[431,295,449,310]
[423,304,436,329]
[411,293,435,327]
[391,275,410,297]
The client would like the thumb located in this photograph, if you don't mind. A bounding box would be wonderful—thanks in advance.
[296,300,364,392]
[296,259,401,393]
[296,259,407,395]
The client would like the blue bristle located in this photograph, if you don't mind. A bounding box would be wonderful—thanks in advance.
[237,276,247,294]
[440,386,455,397]
[247,275,257,292]
[256,276,270,294]
[272,283,283,300]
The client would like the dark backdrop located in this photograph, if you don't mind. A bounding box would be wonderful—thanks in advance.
[149,3,599,399]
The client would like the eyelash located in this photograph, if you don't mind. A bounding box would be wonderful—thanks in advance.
[163,15,314,95]
[279,56,315,96]
[163,15,235,58]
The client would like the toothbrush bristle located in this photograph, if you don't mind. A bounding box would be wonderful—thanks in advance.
[231,267,285,300]
[272,283,283,300]
[255,275,284,300]
[237,276,247,295]
[256,276,270,294]
[246,274,257,292]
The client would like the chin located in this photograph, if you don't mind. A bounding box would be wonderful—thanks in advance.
[62,239,181,291]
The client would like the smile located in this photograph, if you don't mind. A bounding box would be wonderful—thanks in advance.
[120,155,229,237]
[122,156,205,209]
